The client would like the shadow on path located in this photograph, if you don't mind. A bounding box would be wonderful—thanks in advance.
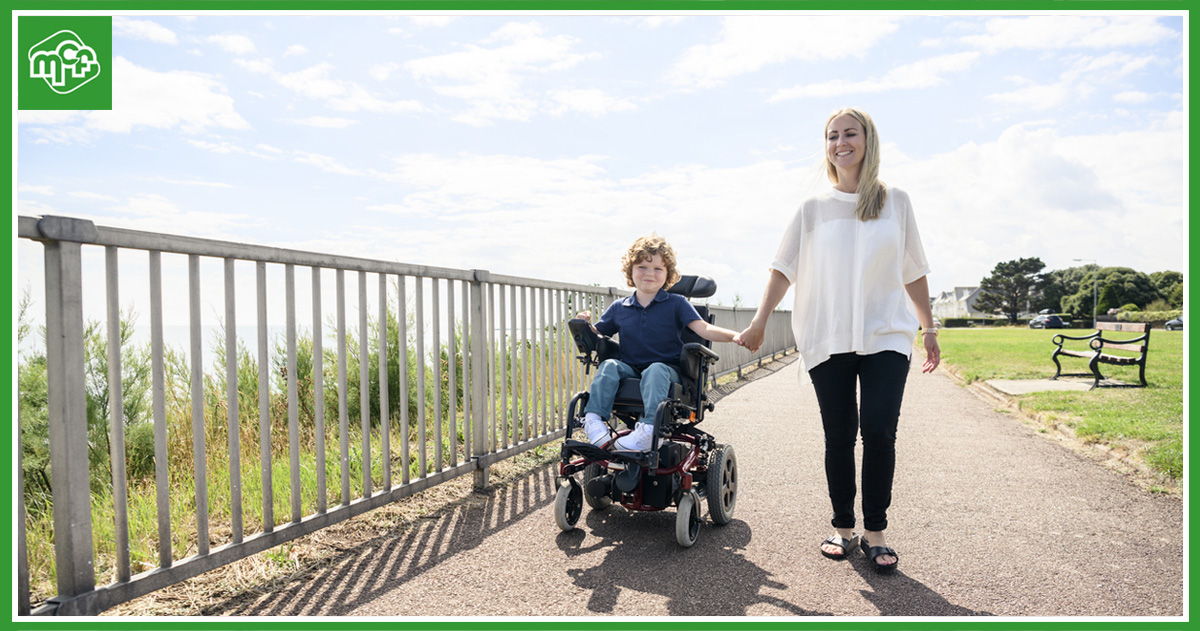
[562,513,827,616]
[205,464,561,616]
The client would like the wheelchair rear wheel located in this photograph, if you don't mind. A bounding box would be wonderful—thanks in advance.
[706,444,737,525]
[582,462,612,510]
[554,481,583,531]
[675,490,702,547]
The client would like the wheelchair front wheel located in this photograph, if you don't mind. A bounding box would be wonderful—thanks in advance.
[706,444,737,525]
[554,480,583,531]
[675,489,702,547]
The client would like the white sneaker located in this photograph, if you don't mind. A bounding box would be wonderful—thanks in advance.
[613,422,654,452]
[582,414,613,448]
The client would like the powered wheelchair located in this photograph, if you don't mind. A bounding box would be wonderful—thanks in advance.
[553,275,738,547]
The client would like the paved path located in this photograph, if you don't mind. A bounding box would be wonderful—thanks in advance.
[213,358,1184,617]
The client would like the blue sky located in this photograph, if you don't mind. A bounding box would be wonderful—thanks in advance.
[16,11,1186,319]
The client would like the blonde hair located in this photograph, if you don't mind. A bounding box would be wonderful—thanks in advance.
[825,107,887,221]
[621,234,681,290]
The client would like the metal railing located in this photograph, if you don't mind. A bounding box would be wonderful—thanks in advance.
[16,215,794,615]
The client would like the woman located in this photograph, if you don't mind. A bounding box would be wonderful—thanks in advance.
[735,107,939,573]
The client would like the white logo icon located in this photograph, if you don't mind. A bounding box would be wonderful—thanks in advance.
[28,30,102,94]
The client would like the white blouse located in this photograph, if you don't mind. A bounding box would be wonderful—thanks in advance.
[770,186,930,371]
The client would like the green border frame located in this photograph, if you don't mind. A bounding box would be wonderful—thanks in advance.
[4,1,1192,629]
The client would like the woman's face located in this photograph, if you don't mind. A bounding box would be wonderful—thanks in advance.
[826,113,866,176]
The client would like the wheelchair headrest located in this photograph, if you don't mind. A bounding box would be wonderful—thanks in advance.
[667,275,717,299]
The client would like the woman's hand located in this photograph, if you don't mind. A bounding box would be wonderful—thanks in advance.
[735,325,765,353]
[921,332,940,373]
[575,310,591,322]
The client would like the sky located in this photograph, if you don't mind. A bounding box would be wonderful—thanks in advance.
[14,10,1187,323]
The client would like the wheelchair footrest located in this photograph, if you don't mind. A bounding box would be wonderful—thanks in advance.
[562,439,612,462]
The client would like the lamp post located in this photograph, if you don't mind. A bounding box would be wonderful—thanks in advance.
[1074,258,1097,328]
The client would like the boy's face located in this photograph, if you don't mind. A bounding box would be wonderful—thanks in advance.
[632,254,668,294]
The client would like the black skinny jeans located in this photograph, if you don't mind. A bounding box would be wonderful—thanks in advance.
[808,351,910,532]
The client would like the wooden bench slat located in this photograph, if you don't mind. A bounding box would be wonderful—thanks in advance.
[1057,349,1093,358]
[1097,354,1141,366]
[1099,342,1146,353]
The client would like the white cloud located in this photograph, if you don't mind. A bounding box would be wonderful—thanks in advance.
[410,16,457,28]
[770,51,980,101]
[207,34,257,55]
[100,193,262,241]
[666,16,900,89]
[962,16,1177,53]
[284,116,359,128]
[187,139,277,160]
[987,81,1071,110]
[888,118,1184,289]
[1113,91,1151,104]
[68,191,120,202]
[20,57,249,141]
[404,21,601,126]
[369,62,402,81]
[547,89,637,117]
[274,63,424,114]
[293,151,362,176]
[113,17,178,44]
[18,184,54,196]
[283,44,308,57]
[146,177,235,188]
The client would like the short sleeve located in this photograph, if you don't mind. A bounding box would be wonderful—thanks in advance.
[900,192,931,285]
[594,300,620,336]
[675,295,701,327]
[769,207,803,285]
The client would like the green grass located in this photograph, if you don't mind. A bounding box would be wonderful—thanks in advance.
[936,327,1184,480]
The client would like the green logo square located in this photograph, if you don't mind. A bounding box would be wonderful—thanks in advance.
[19,16,113,111]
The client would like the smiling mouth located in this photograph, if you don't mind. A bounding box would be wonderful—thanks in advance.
[836,150,853,157]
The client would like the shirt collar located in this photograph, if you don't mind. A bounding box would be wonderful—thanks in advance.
[621,288,671,308]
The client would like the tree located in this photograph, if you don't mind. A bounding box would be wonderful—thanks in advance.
[1061,267,1160,317]
[975,257,1048,323]
[1151,271,1183,309]
[1038,265,1097,313]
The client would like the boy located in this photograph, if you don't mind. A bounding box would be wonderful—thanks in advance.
[577,235,740,452]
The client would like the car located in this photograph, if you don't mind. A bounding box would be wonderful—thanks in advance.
[1165,316,1183,331]
[1029,314,1064,329]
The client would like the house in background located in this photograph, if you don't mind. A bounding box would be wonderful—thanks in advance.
[933,286,986,319]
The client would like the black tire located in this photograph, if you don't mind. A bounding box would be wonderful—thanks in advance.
[706,445,737,525]
[554,482,582,531]
[676,490,701,547]
[582,462,612,510]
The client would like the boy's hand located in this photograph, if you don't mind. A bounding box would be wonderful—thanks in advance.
[575,310,591,322]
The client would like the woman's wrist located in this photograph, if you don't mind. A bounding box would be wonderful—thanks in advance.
[922,329,938,336]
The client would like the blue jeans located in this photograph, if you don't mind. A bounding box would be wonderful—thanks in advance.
[582,359,681,428]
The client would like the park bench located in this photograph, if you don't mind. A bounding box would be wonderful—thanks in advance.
[1050,321,1150,390]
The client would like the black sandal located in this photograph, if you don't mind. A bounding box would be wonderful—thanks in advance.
[860,536,899,574]
[820,534,855,560]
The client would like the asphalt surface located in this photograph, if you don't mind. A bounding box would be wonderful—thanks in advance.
[212,357,1184,618]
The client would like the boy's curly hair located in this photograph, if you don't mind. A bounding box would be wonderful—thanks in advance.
[621,234,681,290]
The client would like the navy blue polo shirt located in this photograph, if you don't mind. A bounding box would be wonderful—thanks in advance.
[594,289,702,370]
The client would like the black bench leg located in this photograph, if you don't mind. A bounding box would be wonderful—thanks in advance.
[1051,351,1063,380]
[1138,361,1147,387]
[1088,355,1103,390]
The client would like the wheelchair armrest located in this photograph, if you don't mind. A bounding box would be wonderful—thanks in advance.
[682,342,719,364]
[568,318,621,364]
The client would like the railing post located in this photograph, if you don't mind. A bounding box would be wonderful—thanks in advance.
[37,216,98,605]
[471,270,490,490]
